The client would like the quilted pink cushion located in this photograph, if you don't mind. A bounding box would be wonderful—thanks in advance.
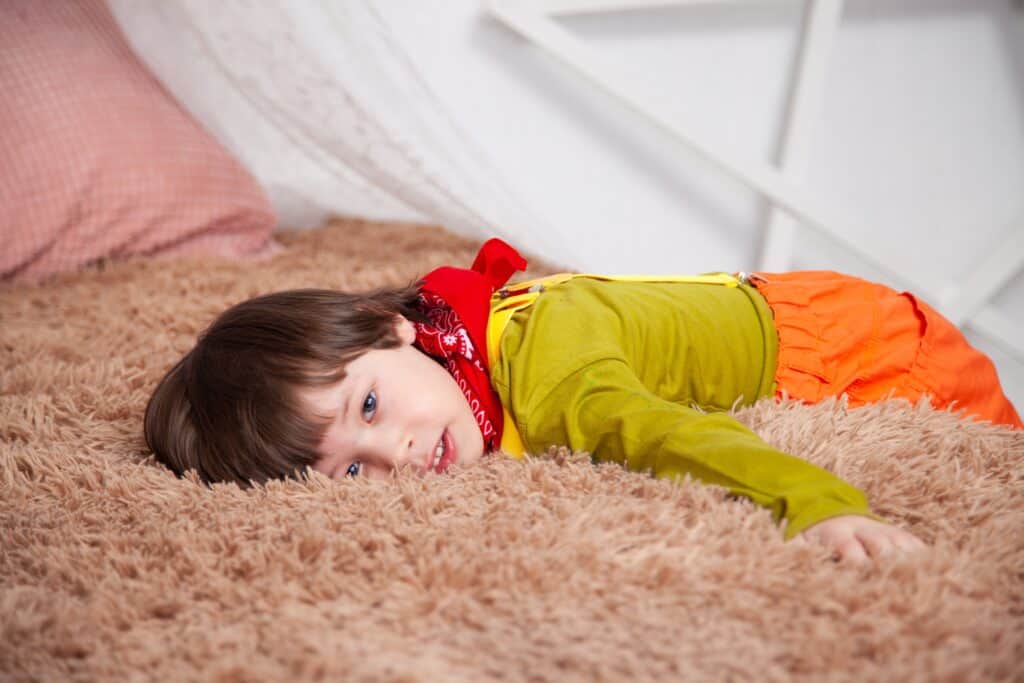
[0,0,277,282]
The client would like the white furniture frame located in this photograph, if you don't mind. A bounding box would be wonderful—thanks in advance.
[488,0,1024,361]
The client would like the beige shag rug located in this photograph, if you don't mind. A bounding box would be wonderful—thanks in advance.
[2,219,1022,682]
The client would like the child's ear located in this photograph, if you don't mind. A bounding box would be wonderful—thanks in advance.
[394,316,417,345]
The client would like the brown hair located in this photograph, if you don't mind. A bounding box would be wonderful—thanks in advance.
[144,285,426,487]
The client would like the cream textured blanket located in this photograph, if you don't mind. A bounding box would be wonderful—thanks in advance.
[2,220,1021,681]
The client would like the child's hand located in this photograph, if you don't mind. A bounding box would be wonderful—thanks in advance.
[799,515,926,563]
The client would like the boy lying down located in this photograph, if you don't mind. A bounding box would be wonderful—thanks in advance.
[145,239,1021,562]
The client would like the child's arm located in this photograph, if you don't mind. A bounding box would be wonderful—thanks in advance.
[514,358,908,549]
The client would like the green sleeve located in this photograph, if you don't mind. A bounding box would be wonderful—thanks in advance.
[518,358,875,539]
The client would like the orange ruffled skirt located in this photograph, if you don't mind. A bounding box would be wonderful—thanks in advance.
[752,271,1022,429]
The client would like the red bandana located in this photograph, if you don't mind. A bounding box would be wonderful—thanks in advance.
[413,238,528,452]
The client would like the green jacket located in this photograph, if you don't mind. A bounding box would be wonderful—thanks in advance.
[489,277,872,539]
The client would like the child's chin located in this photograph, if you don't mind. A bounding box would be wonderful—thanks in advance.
[459,445,485,468]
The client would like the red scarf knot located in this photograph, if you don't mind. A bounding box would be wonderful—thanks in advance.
[413,238,528,453]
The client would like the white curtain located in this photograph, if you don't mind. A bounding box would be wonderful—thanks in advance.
[106,0,565,257]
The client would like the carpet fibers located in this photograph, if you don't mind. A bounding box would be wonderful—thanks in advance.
[1,220,1022,682]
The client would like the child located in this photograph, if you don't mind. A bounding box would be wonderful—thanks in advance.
[145,239,1021,562]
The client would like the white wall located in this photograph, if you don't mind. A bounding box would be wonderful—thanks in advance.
[376,0,1024,409]
[112,0,1024,410]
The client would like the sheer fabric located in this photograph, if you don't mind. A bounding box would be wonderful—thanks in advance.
[107,0,562,256]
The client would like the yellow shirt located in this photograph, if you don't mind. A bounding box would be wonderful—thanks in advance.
[488,277,873,539]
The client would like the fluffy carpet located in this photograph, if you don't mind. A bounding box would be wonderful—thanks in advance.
[1,219,1022,682]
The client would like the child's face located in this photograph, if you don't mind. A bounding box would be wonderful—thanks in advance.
[304,316,485,481]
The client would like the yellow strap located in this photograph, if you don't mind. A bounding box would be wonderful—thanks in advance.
[486,272,739,457]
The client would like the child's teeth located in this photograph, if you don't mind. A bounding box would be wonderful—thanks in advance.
[433,439,445,468]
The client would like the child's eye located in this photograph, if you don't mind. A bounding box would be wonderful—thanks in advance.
[361,390,377,422]
[346,461,362,478]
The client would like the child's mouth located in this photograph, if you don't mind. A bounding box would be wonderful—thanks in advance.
[431,429,455,473]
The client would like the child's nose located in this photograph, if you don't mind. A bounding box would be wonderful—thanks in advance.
[369,427,417,472]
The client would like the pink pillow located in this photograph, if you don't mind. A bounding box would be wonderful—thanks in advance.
[0,0,277,282]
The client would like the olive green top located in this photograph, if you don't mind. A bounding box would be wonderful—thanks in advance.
[489,277,872,539]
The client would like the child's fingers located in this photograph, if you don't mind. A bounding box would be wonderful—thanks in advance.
[855,528,894,559]
[892,529,927,552]
[857,524,926,560]
[800,517,924,564]
[835,537,869,563]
